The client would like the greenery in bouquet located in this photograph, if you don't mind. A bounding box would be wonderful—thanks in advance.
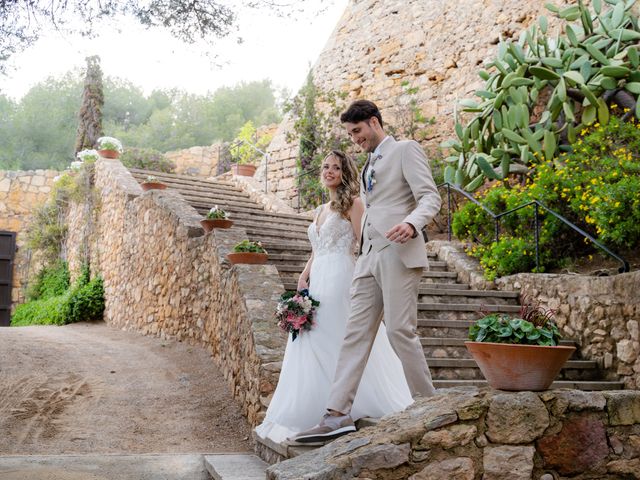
[96,136,123,153]
[206,205,228,220]
[275,289,320,341]
[469,296,561,346]
[232,239,266,253]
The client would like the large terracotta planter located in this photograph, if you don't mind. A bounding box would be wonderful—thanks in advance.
[226,252,268,265]
[98,149,120,159]
[141,182,167,191]
[200,218,234,232]
[231,164,257,177]
[465,341,576,391]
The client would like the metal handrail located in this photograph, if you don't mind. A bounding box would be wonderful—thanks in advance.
[438,182,630,274]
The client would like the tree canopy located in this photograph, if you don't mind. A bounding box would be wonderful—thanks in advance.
[0,74,283,170]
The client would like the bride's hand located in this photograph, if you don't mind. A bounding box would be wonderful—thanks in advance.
[297,275,309,291]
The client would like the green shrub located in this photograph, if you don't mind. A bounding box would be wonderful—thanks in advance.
[120,147,175,173]
[453,118,640,279]
[11,265,104,327]
[27,260,70,301]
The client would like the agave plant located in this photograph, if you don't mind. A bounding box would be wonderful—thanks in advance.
[443,0,640,191]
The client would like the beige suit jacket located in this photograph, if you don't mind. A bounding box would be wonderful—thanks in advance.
[360,136,441,268]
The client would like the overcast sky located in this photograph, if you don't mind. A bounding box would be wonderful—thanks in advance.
[0,1,348,100]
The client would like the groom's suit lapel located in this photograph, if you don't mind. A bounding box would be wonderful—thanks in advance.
[361,153,371,191]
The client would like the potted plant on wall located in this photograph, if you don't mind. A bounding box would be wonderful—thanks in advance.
[96,136,124,159]
[140,175,167,191]
[201,206,233,232]
[465,297,575,391]
[227,240,268,265]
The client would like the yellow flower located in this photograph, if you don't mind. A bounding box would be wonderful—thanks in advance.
[614,201,621,207]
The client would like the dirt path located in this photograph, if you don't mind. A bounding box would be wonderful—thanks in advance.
[0,322,251,455]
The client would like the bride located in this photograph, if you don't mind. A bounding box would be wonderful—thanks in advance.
[255,150,412,444]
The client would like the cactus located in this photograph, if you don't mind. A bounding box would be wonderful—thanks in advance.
[442,0,640,191]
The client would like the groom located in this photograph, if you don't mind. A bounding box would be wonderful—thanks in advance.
[294,100,442,443]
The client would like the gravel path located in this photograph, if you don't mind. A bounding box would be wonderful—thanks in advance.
[0,322,251,455]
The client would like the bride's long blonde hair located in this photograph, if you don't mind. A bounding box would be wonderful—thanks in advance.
[323,150,360,219]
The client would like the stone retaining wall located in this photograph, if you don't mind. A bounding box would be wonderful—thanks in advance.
[0,169,58,308]
[68,159,287,425]
[268,387,640,479]
[165,144,224,178]
[497,272,640,391]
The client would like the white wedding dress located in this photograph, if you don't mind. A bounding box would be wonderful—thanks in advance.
[255,208,413,444]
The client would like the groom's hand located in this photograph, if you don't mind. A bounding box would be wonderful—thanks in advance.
[385,223,416,244]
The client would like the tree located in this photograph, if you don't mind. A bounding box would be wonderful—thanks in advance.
[75,56,104,154]
[0,0,308,74]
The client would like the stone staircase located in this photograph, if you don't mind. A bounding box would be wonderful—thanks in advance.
[129,168,623,393]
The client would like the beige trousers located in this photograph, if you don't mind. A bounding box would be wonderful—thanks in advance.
[327,241,436,414]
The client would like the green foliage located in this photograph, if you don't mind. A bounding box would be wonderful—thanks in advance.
[469,313,561,346]
[286,71,352,210]
[387,81,436,141]
[119,147,175,173]
[0,77,282,170]
[26,260,70,301]
[11,265,105,327]
[206,206,227,219]
[453,118,640,279]
[230,121,272,165]
[443,0,640,191]
[232,240,266,253]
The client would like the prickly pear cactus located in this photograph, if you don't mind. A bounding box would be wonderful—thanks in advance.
[443,0,640,191]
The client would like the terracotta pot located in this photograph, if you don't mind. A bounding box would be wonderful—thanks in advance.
[226,252,268,265]
[200,218,234,232]
[231,164,257,177]
[98,149,120,159]
[465,341,576,391]
[141,182,167,191]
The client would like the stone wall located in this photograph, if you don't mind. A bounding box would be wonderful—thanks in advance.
[0,169,58,308]
[260,0,564,207]
[68,159,287,425]
[497,272,640,390]
[165,144,224,178]
[268,387,640,479]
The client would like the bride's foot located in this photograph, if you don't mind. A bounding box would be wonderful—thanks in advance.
[291,412,356,444]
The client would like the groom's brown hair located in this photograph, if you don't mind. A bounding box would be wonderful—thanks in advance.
[340,100,384,128]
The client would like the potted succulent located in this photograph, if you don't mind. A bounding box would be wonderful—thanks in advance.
[96,136,123,159]
[201,206,233,232]
[140,175,167,191]
[227,240,268,265]
[229,121,271,177]
[465,297,575,391]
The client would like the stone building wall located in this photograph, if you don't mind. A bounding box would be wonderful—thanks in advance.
[497,272,640,390]
[260,0,563,206]
[268,387,640,479]
[0,170,58,308]
[67,159,287,425]
[165,144,225,178]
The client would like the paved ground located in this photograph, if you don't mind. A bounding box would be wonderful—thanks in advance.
[0,322,251,456]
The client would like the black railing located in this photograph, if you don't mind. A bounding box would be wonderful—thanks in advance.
[438,182,630,274]
[295,166,325,212]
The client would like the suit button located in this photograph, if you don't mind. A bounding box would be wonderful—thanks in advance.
[367,222,371,226]
[366,203,371,208]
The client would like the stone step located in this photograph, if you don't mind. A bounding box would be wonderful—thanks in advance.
[418,319,477,338]
[181,192,264,209]
[221,218,310,235]
[418,294,518,306]
[260,241,313,253]
[204,454,267,480]
[428,357,600,381]
[193,207,313,227]
[279,280,471,292]
[130,168,239,190]
[417,303,521,313]
[433,379,625,390]
[0,454,211,480]
[418,287,519,299]
[421,337,578,359]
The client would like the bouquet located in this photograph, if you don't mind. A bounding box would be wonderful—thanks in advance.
[275,289,320,341]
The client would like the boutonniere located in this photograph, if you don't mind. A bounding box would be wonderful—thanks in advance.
[366,154,382,193]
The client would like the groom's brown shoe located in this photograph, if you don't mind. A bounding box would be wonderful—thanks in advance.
[293,413,356,444]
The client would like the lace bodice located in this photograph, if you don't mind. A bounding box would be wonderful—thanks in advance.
[308,207,356,258]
